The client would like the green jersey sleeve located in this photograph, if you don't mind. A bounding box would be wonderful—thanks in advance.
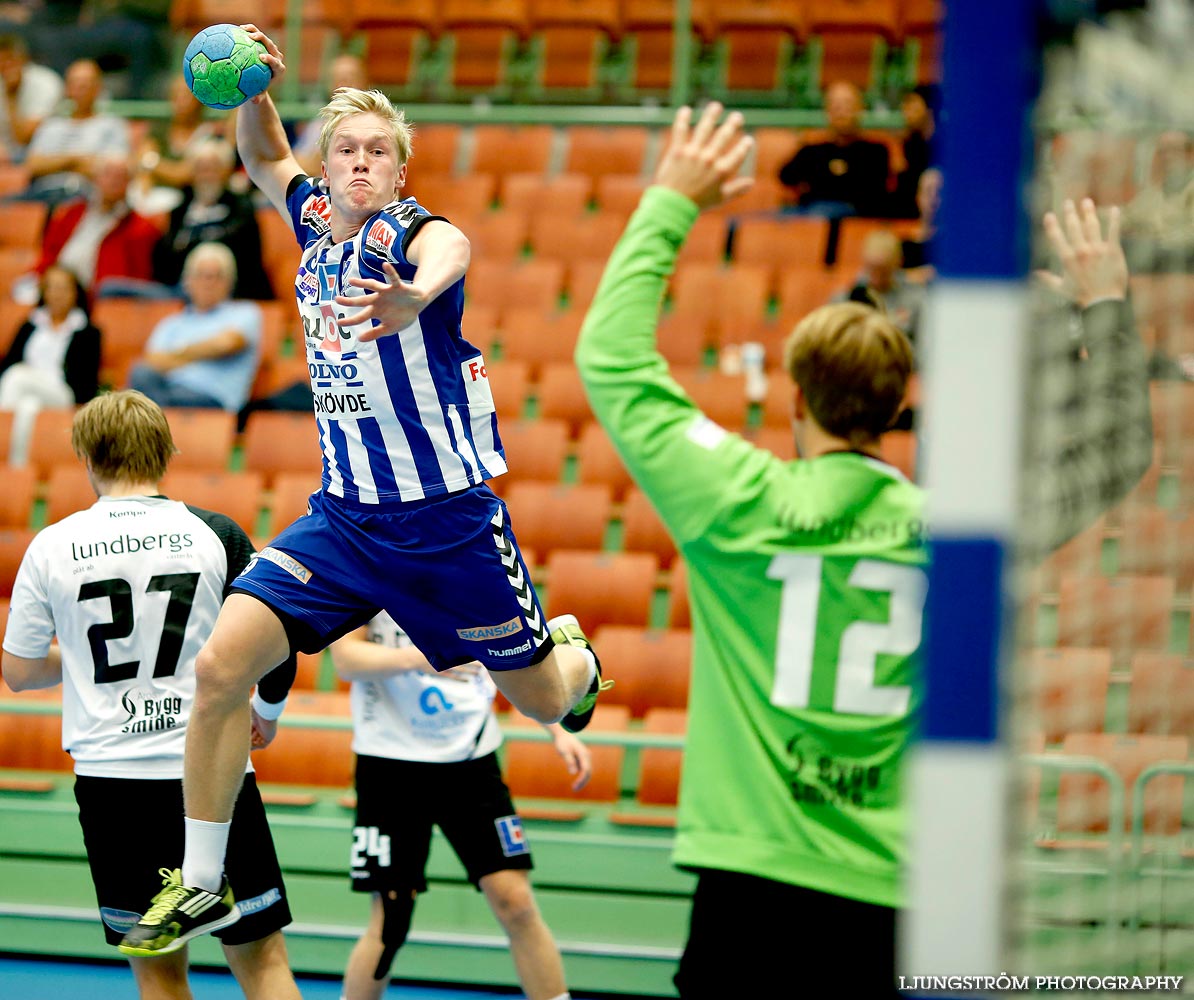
[574,186,783,546]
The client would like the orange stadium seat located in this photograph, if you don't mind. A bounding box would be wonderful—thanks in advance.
[0,200,46,248]
[528,0,620,91]
[0,528,36,596]
[545,550,658,629]
[564,125,652,180]
[160,470,265,535]
[635,707,687,806]
[676,215,730,264]
[1028,647,1112,745]
[593,174,648,215]
[504,704,630,802]
[471,124,556,178]
[0,689,73,770]
[43,465,96,524]
[441,0,530,91]
[0,300,28,355]
[620,0,711,92]
[732,216,832,275]
[752,127,801,187]
[251,691,355,787]
[267,472,320,535]
[252,354,309,404]
[1057,575,1176,663]
[776,267,840,326]
[0,465,35,528]
[806,0,899,94]
[900,0,944,84]
[406,174,497,217]
[591,625,691,717]
[535,363,594,437]
[407,123,461,177]
[656,311,716,367]
[0,248,36,304]
[1056,732,1187,835]
[347,0,440,88]
[497,307,586,376]
[502,481,612,562]
[160,407,236,472]
[486,358,532,419]
[28,408,78,479]
[621,487,678,568]
[457,210,529,264]
[529,211,628,263]
[92,298,184,386]
[668,559,690,628]
[1115,507,1194,590]
[1126,652,1194,738]
[574,422,634,500]
[467,259,565,313]
[493,418,569,486]
[564,259,608,310]
[672,366,749,428]
[710,0,804,93]
[501,172,592,219]
[241,411,322,486]
[671,261,772,325]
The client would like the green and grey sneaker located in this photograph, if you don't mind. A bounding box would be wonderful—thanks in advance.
[118,868,240,957]
[550,614,612,734]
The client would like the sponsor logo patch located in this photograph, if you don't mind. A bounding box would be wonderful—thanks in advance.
[457,617,524,641]
[495,815,529,857]
[302,194,331,234]
[364,218,397,258]
[259,547,313,584]
[236,887,282,915]
[487,639,532,659]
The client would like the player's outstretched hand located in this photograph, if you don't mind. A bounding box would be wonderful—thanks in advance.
[250,705,278,750]
[1036,197,1128,308]
[336,262,425,342]
[653,102,754,211]
[551,728,592,791]
[239,23,285,101]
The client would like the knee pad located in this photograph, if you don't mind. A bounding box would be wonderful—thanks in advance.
[373,889,416,981]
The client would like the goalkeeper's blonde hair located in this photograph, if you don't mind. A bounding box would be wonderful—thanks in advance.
[318,88,413,164]
[783,303,913,448]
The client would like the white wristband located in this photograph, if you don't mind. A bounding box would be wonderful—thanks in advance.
[251,690,286,721]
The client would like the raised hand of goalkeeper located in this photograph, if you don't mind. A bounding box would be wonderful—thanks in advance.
[1036,197,1129,308]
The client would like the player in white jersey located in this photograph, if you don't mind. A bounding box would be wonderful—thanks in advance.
[1,391,300,999]
[120,25,610,956]
[331,611,590,1000]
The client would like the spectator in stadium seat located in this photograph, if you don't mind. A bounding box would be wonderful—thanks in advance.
[899,166,942,276]
[890,85,938,220]
[0,33,62,164]
[22,57,130,205]
[575,102,1152,998]
[31,151,160,295]
[129,241,261,412]
[1120,129,1194,272]
[292,53,369,178]
[0,263,100,465]
[151,137,272,300]
[330,611,589,1000]
[130,74,225,216]
[835,229,926,345]
[777,80,891,218]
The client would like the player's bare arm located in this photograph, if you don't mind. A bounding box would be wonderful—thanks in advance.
[654,102,755,210]
[234,23,303,219]
[336,220,471,342]
[330,626,481,682]
[1,647,62,691]
[546,726,592,791]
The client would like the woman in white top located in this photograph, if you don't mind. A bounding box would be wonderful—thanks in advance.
[0,263,101,463]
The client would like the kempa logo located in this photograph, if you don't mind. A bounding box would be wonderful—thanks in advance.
[487,639,532,658]
[259,547,313,584]
[457,617,524,641]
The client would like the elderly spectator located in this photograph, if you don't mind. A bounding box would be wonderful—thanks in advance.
[23,58,129,205]
[0,33,62,164]
[32,151,159,294]
[778,81,891,218]
[151,137,271,299]
[129,242,261,412]
[836,230,926,345]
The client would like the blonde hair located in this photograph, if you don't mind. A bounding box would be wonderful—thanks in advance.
[783,303,913,447]
[72,390,176,484]
[318,88,413,164]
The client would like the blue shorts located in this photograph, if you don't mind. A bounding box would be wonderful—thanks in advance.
[231,484,549,671]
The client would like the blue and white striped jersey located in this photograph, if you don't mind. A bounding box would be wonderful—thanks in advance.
[285,176,507,504]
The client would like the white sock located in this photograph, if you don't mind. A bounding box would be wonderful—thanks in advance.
[182,817,231,891]
[578,649,597,690]
[544,994,571,1000]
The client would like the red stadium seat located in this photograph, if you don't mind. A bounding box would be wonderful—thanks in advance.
[504,704,630,802]
[545,549,659,629]
[591,625,691,717]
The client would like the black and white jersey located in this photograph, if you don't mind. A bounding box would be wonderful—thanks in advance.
[4,495,291,779]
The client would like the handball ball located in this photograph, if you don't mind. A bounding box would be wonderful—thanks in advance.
[183,24,270,111]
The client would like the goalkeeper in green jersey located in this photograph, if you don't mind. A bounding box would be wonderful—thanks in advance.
[575,103,1151,998]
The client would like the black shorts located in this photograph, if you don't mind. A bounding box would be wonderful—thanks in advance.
[74,772,292,947]
[351,752,532,894]
[674,869,900,999]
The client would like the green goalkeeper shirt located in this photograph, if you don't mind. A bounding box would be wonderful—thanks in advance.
[575,186,928,908]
